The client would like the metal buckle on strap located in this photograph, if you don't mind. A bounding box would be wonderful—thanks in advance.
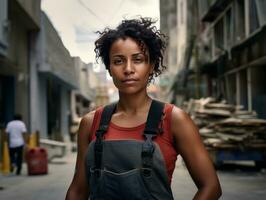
[142,135,155,156]
[142,134,155,172]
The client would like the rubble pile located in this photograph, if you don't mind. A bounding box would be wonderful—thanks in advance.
[183,97,266,149]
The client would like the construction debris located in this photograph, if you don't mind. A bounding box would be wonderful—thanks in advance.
[183,97,266,149]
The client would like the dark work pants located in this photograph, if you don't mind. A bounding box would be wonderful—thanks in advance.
[9,145,24,175]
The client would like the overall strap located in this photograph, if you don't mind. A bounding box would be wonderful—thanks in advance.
[142,100,165,176]
[94,102,117,177]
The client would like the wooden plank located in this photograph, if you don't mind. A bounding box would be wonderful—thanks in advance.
[196,109,231,117]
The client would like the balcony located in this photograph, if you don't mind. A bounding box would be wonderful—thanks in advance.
[38,13,79,89]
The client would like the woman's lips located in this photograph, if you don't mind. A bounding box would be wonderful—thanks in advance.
[122,79,138,84]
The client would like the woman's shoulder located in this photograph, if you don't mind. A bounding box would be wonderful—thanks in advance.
[81,110,96,124]
[81,106,103,125]
[165,103,193,127]
[78,108,99,131]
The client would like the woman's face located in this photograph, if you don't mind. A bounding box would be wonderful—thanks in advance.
[109,37,153,94]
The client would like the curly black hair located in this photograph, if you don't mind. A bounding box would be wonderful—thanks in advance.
[94,17,167,82]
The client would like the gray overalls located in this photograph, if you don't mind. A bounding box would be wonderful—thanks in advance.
[85,100,174,200]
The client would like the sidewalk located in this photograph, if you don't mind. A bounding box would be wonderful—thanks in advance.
[0,150,76,200]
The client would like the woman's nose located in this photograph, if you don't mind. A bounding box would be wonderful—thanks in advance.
[124,60,134,74]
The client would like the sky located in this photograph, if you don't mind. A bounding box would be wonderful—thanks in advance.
[41,0,160,63]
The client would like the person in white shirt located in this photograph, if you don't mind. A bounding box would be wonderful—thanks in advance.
[5,114,27,175]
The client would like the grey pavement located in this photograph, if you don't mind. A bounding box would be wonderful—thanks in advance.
[0,151,75,200]
[1,152,266,199]
[172,158,266,200]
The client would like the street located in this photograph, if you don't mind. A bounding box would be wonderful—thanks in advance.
[1,151,266,200]
[172,159,266,200]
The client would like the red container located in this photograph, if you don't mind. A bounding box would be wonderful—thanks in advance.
[26,147,48,175]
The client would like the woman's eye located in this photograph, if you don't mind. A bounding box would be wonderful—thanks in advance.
[113,59,123,65]
[134,57,143,63]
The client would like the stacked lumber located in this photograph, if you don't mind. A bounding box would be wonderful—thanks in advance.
[183,98,266,149]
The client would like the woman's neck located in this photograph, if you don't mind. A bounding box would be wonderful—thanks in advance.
[117,93,152,115]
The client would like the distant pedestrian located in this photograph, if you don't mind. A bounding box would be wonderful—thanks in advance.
[5,114,28,175]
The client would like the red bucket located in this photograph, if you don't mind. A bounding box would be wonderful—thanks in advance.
[26,147,48,175]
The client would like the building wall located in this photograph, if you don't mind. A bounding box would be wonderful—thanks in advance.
[39,13,78,89]
[159,0,178,101]
[88,63,100,89]
[73,57,93,100]
[176,0,188,70]
[0,0,8,56]
[27,12,79,140]
[0,0,40,127]
[60,87,70,140]
[38,75,48,137]
[29,32,40,134]
[197,0,266,118]
[16,0,41,27]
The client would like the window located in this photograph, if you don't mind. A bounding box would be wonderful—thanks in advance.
[225,8,233,48]
[214,19,224,56]
[254,0,266,27]
[249,0,260,33]
[234,0,245,42]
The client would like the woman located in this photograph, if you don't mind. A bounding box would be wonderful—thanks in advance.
[66,17,222,200]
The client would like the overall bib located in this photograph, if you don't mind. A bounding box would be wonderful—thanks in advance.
[85,100,174,200]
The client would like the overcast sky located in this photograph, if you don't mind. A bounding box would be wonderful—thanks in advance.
[41,0,160,63]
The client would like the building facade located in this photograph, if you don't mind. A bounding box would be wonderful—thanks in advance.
[70,58,96,135]
[159,0,178,102]
[0,0,41,128]
[160,0,266,119]
[198,0,266,118]
[160,0,200,104]
[30,12,79,140]
[0,0,94,142]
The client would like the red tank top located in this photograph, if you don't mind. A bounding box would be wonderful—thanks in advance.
[89,103,178,183]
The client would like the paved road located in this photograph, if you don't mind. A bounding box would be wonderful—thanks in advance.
[0,154,75,200]
[1,153,266,199]
[172,158,266,200]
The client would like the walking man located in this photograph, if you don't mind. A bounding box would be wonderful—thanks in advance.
[5,114,28,175]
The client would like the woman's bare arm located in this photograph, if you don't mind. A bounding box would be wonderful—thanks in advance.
[171,106,222,200]
[65,111,95,200]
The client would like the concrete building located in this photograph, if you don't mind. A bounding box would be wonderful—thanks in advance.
[70,58,96,135]
[0,0,82,141]
[93,63,110,107]
[159,0,178,102]
[160,0,200,104]
[0,0,41,129]
[161,0,266,118]
[30,12,79,141]
[197,0,266,118]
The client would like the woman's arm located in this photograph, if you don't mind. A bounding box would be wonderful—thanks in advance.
[171,106,222,200]
[65,111,95,200]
